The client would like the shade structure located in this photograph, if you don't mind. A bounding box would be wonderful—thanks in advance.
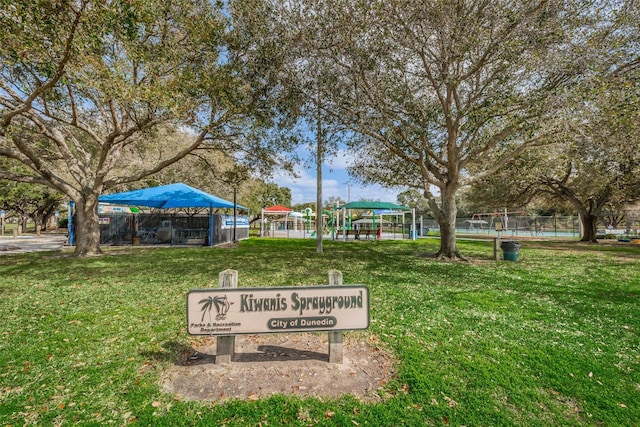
[341,201,410,211]
[263,205,293,214]
[99,183,244,210]
[261,205,294,237]
[99,183,244,247]
[353,218,391,224]
[340,201,414,242]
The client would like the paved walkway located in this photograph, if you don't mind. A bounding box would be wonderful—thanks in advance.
[0,234,68,255]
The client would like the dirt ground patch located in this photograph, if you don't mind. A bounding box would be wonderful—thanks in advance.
[161,333,397,403]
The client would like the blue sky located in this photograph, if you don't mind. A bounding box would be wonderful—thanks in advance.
[273,147,404,206]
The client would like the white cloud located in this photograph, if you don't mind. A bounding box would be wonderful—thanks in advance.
[272,157,403,206]
[326,148,354,170]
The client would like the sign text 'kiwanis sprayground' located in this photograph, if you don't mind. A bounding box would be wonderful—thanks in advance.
[187,286,369,336]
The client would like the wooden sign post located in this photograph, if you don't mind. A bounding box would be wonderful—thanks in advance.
[216,269,237,364]
[328,270,343,363]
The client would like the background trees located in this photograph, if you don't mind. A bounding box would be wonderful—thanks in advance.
[0,159,63,233]
[0,180,63,233]
[397,189,433,220]
[467,2,640,241]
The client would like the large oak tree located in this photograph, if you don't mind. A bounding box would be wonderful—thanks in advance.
[264,0,591,259]
[0,0,293,255]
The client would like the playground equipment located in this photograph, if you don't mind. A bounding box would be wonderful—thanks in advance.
[303,207,313,234]
[470,209,527,235]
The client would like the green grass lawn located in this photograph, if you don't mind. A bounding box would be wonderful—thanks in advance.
[1,238,638,426]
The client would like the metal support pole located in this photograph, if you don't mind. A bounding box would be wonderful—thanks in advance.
[412,208,416,240]
[233,188,237,243]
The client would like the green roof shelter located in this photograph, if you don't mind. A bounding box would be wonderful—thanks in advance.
[340,201,415,241]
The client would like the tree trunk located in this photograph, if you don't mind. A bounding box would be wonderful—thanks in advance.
[579,213,599,243]
[33,216,44,235]
[571,197,602,243]
[73,195,102,256]
[429,187,462,259]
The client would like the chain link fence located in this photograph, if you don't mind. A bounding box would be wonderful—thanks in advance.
[97,213,248,246]
[412,215,640,239]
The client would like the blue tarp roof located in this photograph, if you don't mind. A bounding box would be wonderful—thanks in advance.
[99,183,244,210]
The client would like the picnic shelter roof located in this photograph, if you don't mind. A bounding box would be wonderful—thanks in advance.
[341,201,410,211]
[99,182,244,210]
[263,205,293,214]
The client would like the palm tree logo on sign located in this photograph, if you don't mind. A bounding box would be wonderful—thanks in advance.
[199,295,233,322]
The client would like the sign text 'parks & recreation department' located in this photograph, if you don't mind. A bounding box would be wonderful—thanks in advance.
[187,286,369,335]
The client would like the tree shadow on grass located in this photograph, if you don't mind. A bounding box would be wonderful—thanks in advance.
[141,339,330,366]
[545,287,639,307]
[141,341,195,364]
[236,344,328,363]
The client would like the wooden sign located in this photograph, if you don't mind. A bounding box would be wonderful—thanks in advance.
[187,285,369,336]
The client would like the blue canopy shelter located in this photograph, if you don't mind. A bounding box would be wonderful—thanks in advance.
[98,183,245,246]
